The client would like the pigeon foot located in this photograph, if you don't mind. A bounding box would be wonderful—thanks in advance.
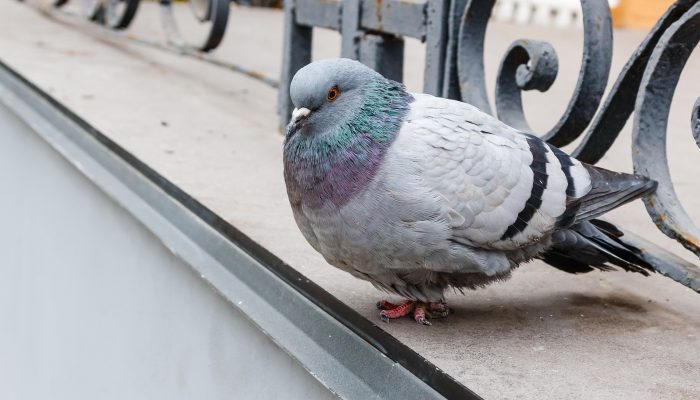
[377,300,450,325]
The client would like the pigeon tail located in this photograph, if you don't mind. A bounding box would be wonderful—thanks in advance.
[541,219,655,275]
[570,165,657,223]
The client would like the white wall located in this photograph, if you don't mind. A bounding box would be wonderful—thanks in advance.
[492,0,619,28]
[0,104,336,400]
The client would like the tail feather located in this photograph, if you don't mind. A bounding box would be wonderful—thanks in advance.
[541,220,654,276]
[571,165,657,223]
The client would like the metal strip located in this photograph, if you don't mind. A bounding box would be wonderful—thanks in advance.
[0,60,482,400]
[360,0,426,39]
[296,0,341,30]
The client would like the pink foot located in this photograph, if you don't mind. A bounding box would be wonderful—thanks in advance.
[376,300,402,310]
[377,300,451,325]
[378,301,414,322]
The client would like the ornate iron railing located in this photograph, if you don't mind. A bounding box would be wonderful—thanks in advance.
[44,0,231,51]
[23,0,700,291]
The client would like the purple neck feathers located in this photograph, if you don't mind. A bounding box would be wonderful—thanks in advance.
[284,78,413,210]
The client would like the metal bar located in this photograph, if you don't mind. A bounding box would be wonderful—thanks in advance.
[424,0,451,96]
[341,0,362,59]
[440,0,465,99]
[360,0,427,39]
[359,34,405,83]
[615,228,700,293]
[295,0,342,30]
[455,0,496,114]
[279,0,312,131]
[632,1,700,260]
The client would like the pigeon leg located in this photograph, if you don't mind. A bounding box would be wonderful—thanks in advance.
[378,300,450,324]
[376,300,402,310]
[413,304,431,325]
[379,301,414,321]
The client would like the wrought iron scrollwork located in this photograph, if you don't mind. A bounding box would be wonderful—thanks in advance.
[159,0,230,52]
[79,0,103,21]
[457,0,613,147]
[104,0,140,29]
[53,0,138,29]
[45,0,229,51]
[572,0,700,163]
[494,39,559,131]
[632,2,700,258]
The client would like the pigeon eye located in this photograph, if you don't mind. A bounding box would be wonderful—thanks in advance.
[326,86,340,102]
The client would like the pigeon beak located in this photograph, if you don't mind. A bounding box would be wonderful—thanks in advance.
[287,107,311,137]
[292,107,311,122]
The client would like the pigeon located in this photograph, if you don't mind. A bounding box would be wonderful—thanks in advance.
[283,58,657,325]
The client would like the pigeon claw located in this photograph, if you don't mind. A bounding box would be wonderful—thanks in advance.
[427,301,451,319]
[413,305,431,326]
[377,300,450,325]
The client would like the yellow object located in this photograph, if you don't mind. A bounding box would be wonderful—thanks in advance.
[611,0,675,29]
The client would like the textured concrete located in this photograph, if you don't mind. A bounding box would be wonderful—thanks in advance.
[1,2,699,399]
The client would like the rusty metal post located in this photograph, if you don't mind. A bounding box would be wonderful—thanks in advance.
[278,0,312,131]
[424,0,451,96]
[341,0,361,59]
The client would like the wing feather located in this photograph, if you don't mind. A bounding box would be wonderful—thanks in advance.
[397,94,570,250]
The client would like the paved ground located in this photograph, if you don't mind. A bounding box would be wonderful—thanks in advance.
[2,1,699,399]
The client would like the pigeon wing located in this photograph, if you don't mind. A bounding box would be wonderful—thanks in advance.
[397,94,591,251]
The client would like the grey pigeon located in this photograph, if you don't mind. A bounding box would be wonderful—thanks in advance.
[283,58,657,325]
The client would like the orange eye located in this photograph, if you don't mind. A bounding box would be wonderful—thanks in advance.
[326,86,340,102]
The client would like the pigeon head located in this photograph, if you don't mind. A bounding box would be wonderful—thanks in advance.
[283,58,413,209]
[287,58,382,138]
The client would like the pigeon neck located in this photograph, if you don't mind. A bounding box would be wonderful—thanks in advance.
[284,78,413,210]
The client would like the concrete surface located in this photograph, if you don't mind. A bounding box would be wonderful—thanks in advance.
[1,1,699,399]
